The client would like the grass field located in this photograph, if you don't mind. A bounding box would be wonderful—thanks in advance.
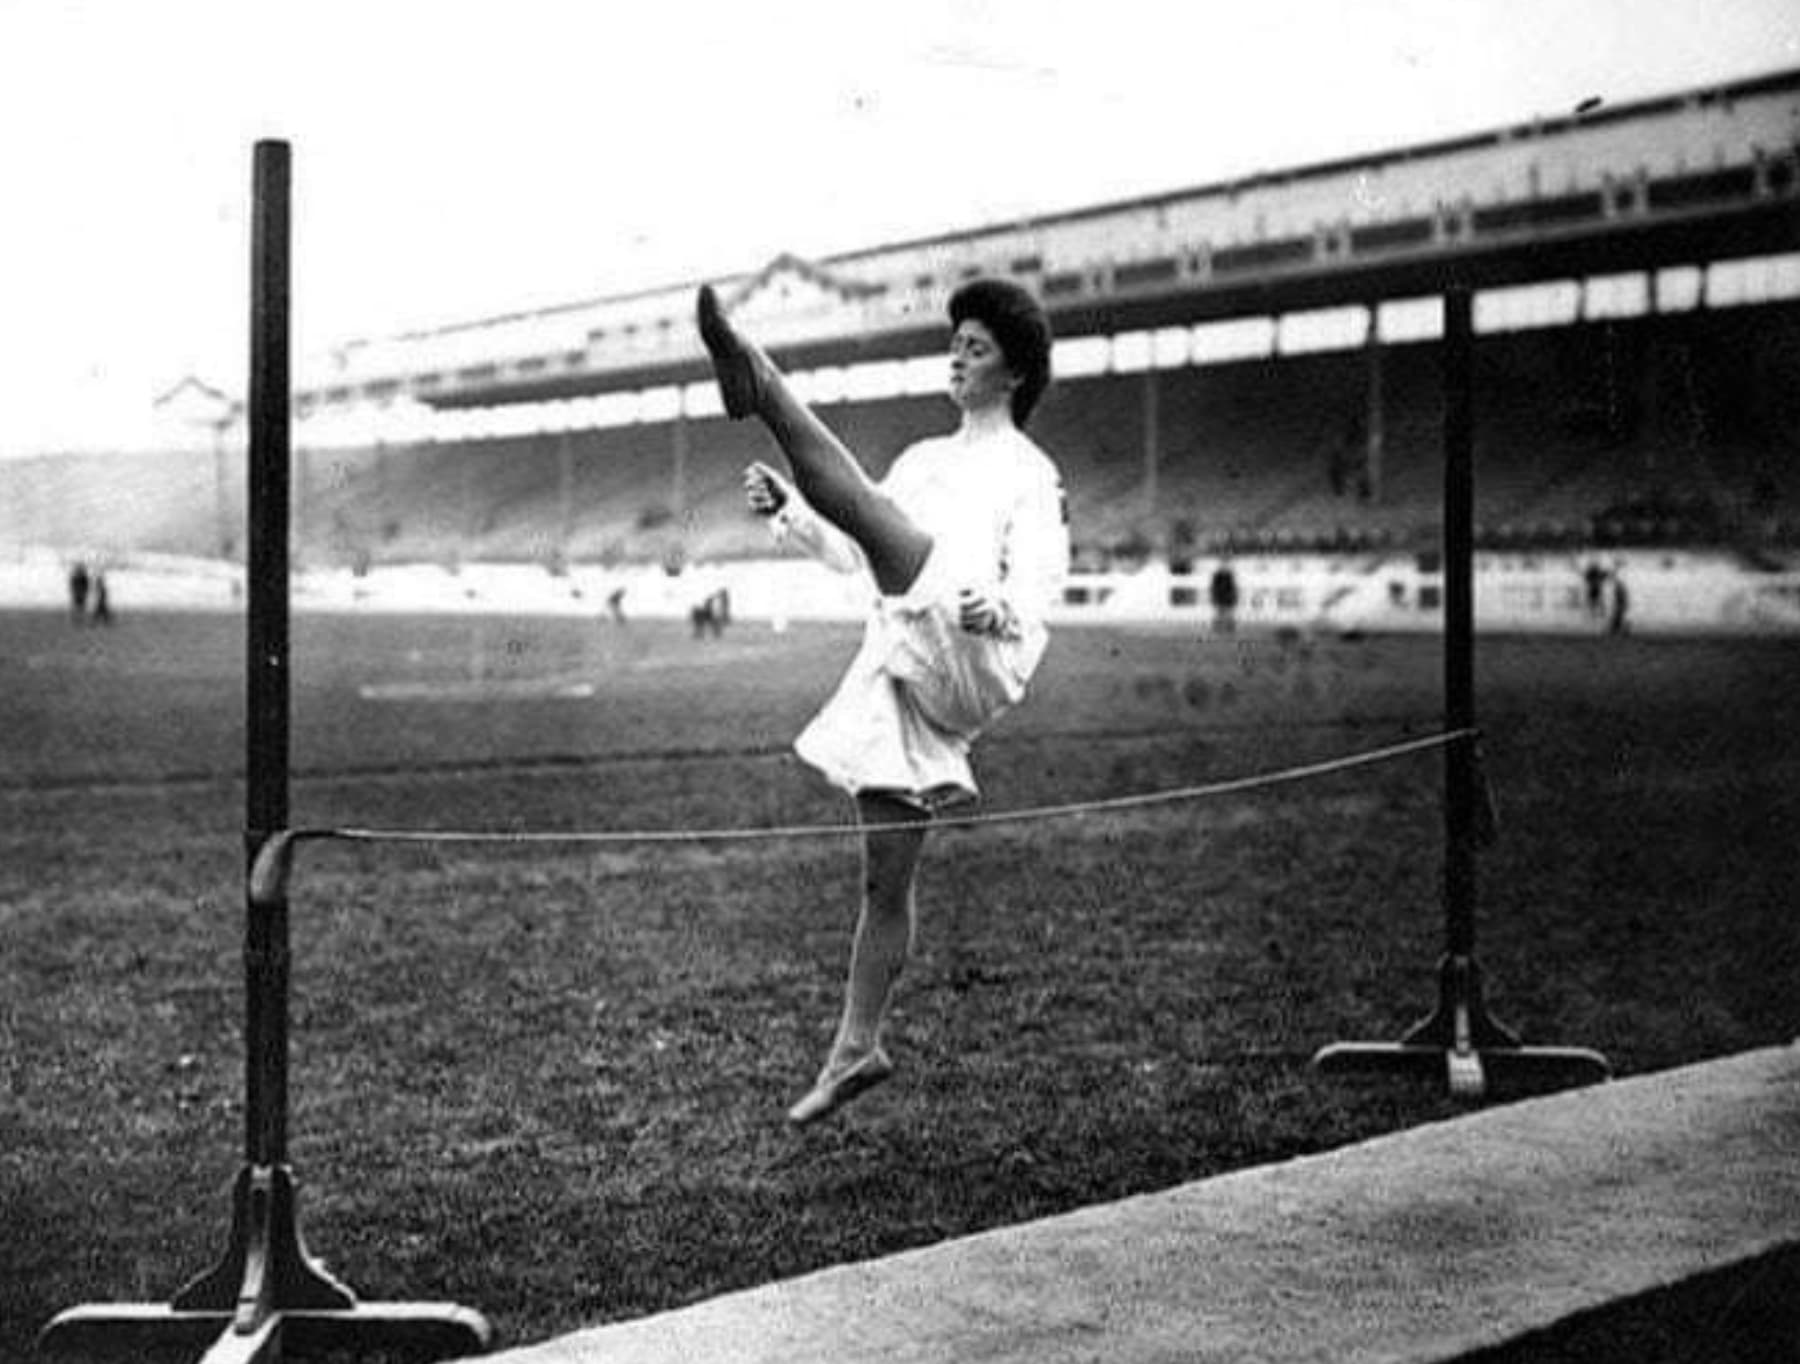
[2,607,1797,1360]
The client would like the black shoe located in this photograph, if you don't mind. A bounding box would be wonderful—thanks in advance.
[697,284,761,420]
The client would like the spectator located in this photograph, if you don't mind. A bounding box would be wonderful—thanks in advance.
[1607,564,1630,636]
[68,561,90,623]
[690,587,730,639]
[1208,560,1239,635]
[1582,560,1609,620]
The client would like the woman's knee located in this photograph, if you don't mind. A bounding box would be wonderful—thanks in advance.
[829,490,932,596]
[861,869,916,917]
[868,537,932,598]
[864,860,928,942]
[857,886,917,967]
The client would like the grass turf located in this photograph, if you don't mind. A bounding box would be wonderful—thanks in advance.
[2,609,1796,1359]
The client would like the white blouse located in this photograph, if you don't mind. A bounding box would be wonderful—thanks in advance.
[771,423,1067,627]
[767,423,1069,805]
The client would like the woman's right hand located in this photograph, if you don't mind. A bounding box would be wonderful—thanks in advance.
[744,462,792,517]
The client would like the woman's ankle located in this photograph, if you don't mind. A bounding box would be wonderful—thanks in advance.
[829,1029,881,1067]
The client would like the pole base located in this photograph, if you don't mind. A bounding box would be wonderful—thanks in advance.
[1313,955,1611,1101]
[39,1302,493,1363]
[38,1163,493,1361]
[171,1165,355,1323]
[1313,1038,1614,1101]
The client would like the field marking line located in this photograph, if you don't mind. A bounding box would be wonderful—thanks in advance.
[358,678,597,701]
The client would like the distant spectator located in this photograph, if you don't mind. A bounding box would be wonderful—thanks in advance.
[690,586,731,639]
[606,584,628,625]
[1582,560,1609,619]
[1607,566,1629,636]
[68,562,90,622]
[91,572,113,626]
[1208,560,1239,635]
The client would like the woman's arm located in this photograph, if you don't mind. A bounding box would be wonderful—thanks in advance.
[746,461,865,575]
[962,461,1069,638]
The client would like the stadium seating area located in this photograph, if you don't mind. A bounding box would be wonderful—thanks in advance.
[0,443,232,560]
[4,304,1797,569]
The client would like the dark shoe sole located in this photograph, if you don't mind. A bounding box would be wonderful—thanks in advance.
[696,284,759,420]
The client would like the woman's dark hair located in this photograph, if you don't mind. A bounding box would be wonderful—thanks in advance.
[948,278,1053,426]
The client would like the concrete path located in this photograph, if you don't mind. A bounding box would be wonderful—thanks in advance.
[483,1043,1800,1363]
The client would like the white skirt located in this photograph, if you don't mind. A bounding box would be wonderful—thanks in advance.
[794,548,1047,809]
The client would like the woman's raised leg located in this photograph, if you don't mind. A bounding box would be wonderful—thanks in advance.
[836,792,930,1057]
[699,286,931,595]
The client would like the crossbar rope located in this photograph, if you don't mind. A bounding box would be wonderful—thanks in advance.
[250,729,1478,901]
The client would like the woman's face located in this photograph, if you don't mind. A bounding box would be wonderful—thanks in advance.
[947,319,1018,415]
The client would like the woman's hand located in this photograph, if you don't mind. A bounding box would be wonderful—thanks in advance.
[957,588,1010,637]
[744,462,792,517]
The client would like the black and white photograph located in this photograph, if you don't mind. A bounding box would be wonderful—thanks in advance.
[2,2,1797,1360]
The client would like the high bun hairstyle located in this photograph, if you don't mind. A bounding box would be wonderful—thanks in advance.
[948,278,1053,427]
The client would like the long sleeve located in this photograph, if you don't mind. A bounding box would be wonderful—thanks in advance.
[766,493,865,576]
[990,464,1069,635]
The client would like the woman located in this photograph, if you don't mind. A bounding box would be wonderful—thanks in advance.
[697,277,1068,1124]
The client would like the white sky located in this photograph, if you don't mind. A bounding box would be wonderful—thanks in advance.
[1,0,1795,456]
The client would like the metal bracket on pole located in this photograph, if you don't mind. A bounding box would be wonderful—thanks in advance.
[39,139,492,1363]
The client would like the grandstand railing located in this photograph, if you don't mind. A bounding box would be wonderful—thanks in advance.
[298,69,1800,413]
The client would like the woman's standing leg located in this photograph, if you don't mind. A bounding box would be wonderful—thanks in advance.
[699,286,931,596]
[838,792,931,1056]
[788,791,931,1124]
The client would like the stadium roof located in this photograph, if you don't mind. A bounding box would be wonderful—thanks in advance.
[298,63,1800,415]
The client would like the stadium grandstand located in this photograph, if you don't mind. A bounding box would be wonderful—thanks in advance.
[3,65,1798,627]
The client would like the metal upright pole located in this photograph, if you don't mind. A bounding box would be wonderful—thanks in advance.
[166,137,360,1332]
[1363,316,1385,502]
[245,136,293,1174]
[42,139,492,1363]
[1312,284,1610,1100]
[1142,367,1160,515]
[558,428,575,555]
[1442,287,1478,963]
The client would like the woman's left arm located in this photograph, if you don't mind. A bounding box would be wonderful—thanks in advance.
[964,463,1069,638]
